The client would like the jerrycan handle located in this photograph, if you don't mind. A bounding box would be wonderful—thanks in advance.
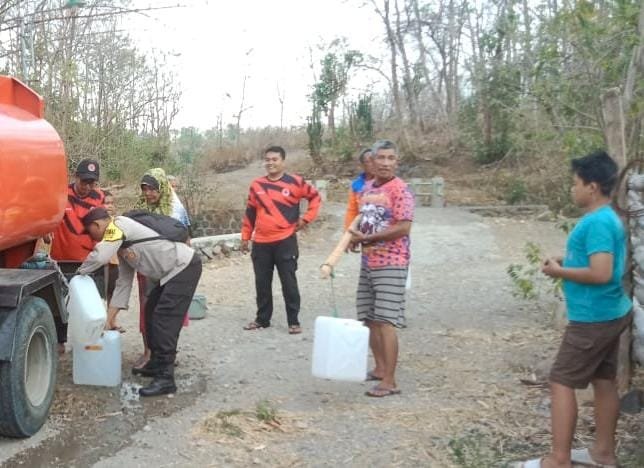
[329,274,339,318]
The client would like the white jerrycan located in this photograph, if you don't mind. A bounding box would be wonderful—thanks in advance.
[312,316,370,382]
[73,331,122,387]
[67,274,106,345]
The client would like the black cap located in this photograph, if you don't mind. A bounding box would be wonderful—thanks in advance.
[76,158,100,181]
[81,207,110,227]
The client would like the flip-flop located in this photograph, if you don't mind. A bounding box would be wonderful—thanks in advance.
[106,326,126,334]
[288,325,302,334]
[570,448,617,468]
[243,321,266,331]
[366,371,383,381]
[510,458,543,468]
[365,385,401,397]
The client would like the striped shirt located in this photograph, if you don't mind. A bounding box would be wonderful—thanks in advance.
[50,184,105,262]
[241,173,321,243]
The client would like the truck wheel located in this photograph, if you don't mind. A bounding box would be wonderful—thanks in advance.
[0,296,57,438]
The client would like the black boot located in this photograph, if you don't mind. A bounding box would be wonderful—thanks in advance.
[139,376,176,397]
[139,366,176,397]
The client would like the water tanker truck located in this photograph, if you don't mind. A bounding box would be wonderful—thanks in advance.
[0,76,68,437]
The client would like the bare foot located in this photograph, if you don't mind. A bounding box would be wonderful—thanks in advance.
[133,348,151,369]
[588,447,617,466]
[133,354,149,369]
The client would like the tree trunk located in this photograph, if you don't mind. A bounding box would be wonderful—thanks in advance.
[394,0,422,132]
[373,0,403,123]
[601,88,631,394]
[410,0,445,118]
[624,1,644,159]
[328,99,336,144]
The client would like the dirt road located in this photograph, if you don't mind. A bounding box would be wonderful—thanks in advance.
[1,186,642,466]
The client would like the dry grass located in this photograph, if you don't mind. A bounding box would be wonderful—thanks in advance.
[193,403,322,468]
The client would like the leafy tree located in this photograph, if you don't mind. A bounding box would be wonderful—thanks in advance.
[312,48,362,143]
[350,94,374,144]
[306,102,324,167]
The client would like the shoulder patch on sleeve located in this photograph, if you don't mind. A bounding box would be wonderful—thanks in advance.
[103,221,124,242]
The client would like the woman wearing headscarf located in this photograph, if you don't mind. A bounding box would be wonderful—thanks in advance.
[133,168,192,369]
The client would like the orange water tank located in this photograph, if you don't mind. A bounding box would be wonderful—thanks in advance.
[0,76,67,259]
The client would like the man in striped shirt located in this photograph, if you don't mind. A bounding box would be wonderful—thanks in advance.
[349,140,414,397]
[50,158,105,347]
[241,146,321,334]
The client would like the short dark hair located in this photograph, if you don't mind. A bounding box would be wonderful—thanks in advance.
[81,207,110,227]
[372,139,398,155]
[358,148,372,164]
[571,150,619,196]
[265,145,286,159]
[103,190,113,198]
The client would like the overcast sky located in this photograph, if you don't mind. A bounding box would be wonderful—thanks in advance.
[127,0,387,131]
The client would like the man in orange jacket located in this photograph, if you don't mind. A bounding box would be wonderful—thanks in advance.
[241,146,321,334]
[344,148,374,230]
[50,158,105,347]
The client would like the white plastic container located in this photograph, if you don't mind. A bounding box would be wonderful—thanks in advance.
[73,331,122,387]
[312,316,369,382]
[67,274,106,345]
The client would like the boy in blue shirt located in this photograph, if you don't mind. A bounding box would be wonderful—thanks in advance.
[518,150,632,468]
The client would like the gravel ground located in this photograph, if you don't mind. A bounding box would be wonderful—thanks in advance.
[1,194,643,466]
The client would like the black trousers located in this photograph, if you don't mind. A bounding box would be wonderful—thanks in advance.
[251,235,300,327]
[145,254,202,369]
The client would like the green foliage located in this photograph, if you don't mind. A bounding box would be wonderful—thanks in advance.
[329,125,357,161]
[349,94,374,144]
[504,178,527,205]
[178,164,216,216]
[203,410,243,438]
[556,219,577,235]
[507,242,562,301]
[532,0,641,143]
[459,61,521,164]
[174,127,205,165]
[313,50,362,115]
[448,429,510,468]
[255,400,277,423]
[306,102,324,161]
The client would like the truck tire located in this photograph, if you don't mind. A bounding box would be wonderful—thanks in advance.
[0,296,57,437]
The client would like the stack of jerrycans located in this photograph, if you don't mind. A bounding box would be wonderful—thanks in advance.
[68,275,121,387]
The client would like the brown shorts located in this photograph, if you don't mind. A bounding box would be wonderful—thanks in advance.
[550,311,633,389]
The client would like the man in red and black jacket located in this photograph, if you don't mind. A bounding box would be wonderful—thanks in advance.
[241,146,321,334]
[50,158,105,346]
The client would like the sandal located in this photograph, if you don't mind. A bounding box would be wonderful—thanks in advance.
[243,321,266,331]
[365,385,401,397]
[366,371,383,381]
[288,325,302,335]
[570,448,617,468]
[106,325,126,334]
[510,458,543,468]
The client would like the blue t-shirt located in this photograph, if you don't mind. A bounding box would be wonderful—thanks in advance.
[562,204,631,322]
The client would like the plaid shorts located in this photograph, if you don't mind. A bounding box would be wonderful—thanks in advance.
[356,265,407,328]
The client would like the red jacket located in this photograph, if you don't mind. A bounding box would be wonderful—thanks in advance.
[50,184,105,262]
[241,173,321,243]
